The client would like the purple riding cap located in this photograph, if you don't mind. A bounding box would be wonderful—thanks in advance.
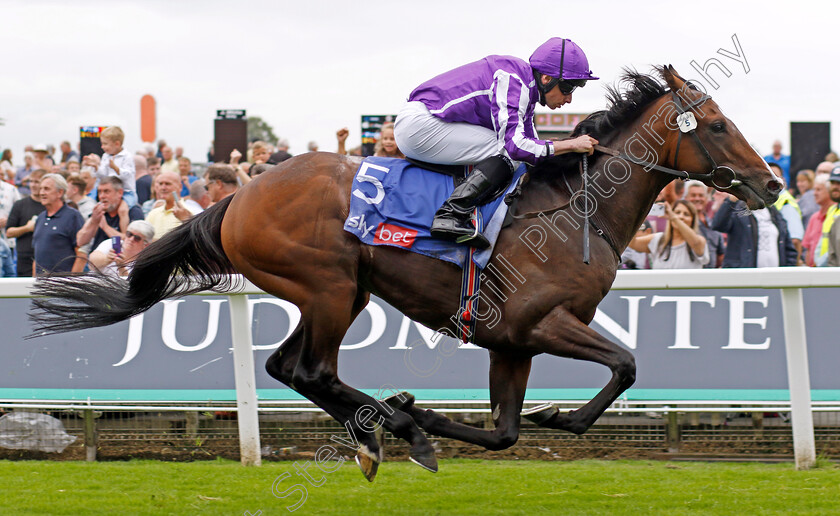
[407,39,597,165]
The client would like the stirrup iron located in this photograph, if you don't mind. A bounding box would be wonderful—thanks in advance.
[455,210,481,244]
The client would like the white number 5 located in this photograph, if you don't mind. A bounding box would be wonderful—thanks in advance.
[677,112,698,133]
[352,162,390,205]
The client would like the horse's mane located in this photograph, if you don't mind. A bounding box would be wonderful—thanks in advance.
[531,67,671,179]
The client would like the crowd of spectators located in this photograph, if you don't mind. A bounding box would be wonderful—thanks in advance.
[332,129,840,271]
[2,132,839,277]
[624,141,840,269]
[0,128,295,277]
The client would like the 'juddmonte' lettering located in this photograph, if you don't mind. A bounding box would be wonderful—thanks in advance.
[592,295,772,351]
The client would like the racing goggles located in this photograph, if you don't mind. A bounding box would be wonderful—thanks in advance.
[557,79,587,95]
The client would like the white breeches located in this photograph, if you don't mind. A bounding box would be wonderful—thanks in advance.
[394,101,500,165]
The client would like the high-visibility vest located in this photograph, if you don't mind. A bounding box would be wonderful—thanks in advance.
[774,190,802,217]
[817,204,840,259]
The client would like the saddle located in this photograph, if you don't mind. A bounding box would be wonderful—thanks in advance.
[405,157,469,178]
[406,156,529,212]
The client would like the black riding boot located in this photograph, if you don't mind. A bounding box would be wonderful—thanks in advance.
[430,155,514,249]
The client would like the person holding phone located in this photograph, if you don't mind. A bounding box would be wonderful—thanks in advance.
[628,200,709,269]
[89,220,155,277]
[144,171,197,240]
[620,220,653,269]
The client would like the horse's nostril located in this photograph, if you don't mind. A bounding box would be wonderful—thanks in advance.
[767,179,784,195]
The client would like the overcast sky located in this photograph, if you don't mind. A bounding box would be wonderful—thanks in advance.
[2,0,837,163]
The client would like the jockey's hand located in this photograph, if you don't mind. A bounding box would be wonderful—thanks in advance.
[553,135,598,156]
[562,135,599,155]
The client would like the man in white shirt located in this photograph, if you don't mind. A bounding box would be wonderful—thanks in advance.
[183,179,211,213]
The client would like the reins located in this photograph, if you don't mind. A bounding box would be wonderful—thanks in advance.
[505,157,621,261]
[505,89,745,263]
[591,91,743,190]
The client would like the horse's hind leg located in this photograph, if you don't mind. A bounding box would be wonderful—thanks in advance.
[263,292,386,477]
[384,351,531,451]
[275,288,437,479]
[265,294,385,455]
[265,290,368,385]
[264,322,303,387]
[521,306,636,434]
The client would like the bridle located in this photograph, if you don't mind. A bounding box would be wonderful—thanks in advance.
[507,88,745,263]
[593,90,743,190]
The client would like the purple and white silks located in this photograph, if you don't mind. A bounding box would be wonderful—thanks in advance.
[399,55,552,166]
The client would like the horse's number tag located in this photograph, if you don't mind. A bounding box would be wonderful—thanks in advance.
[677,112,697,133]
[353,162,390,205]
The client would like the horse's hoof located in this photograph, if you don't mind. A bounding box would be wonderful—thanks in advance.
[355,445,381,482]
[409,451,438,473]
[381,391,415,412]
[521,403,558,426]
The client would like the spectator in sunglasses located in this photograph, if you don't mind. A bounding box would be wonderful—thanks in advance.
[89,219,155,277]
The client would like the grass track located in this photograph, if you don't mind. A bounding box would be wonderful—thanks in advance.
[2,458,840,515]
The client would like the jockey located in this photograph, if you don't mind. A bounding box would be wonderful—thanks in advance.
[394,37,600,249]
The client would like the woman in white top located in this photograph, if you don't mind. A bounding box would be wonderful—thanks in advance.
[629,200,709,269]
[89,220,155,277]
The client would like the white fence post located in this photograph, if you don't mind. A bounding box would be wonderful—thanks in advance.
[228,293,262,466]
[780,287,816,470]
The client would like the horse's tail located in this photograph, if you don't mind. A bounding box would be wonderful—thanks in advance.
[29,195,238,336]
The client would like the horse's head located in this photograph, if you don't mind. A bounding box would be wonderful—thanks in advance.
[661,65,784,209]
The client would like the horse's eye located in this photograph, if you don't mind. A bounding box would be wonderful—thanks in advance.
[711,122,726,133]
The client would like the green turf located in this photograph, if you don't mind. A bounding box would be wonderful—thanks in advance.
[2,458,839,515]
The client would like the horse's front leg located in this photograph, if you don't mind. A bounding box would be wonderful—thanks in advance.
[383,351,531,451]
[521,306,636,435]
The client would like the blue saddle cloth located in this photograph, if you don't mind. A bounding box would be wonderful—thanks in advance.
[343,157,527,269]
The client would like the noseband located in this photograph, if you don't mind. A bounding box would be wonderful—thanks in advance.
[509,89,744,264]
[594,90,742,190]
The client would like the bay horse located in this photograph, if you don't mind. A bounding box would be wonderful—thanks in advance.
[30,66,782,480]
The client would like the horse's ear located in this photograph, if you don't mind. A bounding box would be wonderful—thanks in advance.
[661,64,687,91]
